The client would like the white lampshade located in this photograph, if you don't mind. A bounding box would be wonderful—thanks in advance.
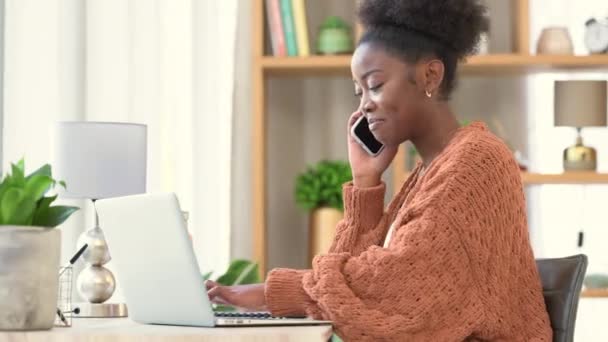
[51,122,147,199]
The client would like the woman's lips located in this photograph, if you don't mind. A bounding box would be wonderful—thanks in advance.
[368,119,384,131]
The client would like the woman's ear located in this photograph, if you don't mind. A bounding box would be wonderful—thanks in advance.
[422,59,445,98]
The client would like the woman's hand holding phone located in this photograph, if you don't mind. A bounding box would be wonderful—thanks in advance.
[347,111,398,188]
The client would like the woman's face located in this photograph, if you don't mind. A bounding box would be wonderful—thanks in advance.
[351,43,428,147]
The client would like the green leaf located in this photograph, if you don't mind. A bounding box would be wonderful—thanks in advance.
[201,271,213,281]
[213,304,237,312]
[0,187,36,225]
[0,159,79,228]
[58,180,67,189]
[25,164,51,180]
[1,187,24,222]
[10,163,25,187]
[32,205,79,227]
[24,175,53,201]
[15,159,25,173]
[294,160,352,211]
[0,182,10,222]
[32,195,57,226]
[216,260,261,286]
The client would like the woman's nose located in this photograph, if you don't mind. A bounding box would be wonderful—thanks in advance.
[362,98,376,113]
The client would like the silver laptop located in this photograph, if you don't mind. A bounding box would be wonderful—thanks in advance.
[95,192,331,327]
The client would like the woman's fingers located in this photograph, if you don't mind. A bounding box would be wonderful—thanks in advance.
[205,280,219,290]
[208,285,230,304]
[347,111,363,131]
[347,111,364,145]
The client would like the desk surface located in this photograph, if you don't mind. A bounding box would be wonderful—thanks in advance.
[2,318,334,342]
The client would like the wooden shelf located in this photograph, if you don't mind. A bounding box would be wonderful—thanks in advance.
[461,54,608,74]
[258,54,608,76]
[522,172,608,185]
[581,288,608,298]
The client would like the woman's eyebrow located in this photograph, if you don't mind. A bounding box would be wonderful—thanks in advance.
[352,69,382,84]
[360,69,382,80]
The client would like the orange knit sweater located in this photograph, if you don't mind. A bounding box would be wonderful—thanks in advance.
[265,122,553,341]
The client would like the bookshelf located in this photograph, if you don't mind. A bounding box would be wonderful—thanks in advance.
[252,0,608,275]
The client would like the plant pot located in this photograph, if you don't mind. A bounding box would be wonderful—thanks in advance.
[317,28,354,55]
[0,226,61,330]
[309,207,343,264]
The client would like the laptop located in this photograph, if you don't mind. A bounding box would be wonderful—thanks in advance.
[95,192,331,327]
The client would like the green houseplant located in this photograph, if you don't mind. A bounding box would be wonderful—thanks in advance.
[316,16,354,55]
[295,160,352,264]
[0,159,79,331]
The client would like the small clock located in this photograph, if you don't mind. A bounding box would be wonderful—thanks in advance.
[584,18,608,54]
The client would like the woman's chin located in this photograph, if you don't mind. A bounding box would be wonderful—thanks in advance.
[373,133,392,146]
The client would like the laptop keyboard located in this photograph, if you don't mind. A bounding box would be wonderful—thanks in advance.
[214,311,274,319]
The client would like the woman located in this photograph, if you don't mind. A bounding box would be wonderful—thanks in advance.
[207,0,553,340]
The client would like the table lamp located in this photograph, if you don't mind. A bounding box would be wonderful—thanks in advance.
[554,80,607,171]
[52,122,147,318]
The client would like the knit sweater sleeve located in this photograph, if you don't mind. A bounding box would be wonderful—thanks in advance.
[327,181,388,255]
[266,178,484,341]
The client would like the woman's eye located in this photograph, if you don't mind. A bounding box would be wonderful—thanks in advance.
[369,83,383,92]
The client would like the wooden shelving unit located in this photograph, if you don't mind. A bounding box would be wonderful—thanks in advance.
[260,54,608,76]
[252,0,608,275]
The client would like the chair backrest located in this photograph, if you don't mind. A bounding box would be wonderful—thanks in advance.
[536,254,588,342]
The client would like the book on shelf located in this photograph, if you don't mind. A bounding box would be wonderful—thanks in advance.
[292,0,310,57]
[265,0,286,56]
[265,0,310,57]
[279,0,298,56]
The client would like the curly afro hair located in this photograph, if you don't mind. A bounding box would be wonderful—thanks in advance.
[357,0,489,99]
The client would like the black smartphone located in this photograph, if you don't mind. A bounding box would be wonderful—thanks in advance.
[350,115,385,156]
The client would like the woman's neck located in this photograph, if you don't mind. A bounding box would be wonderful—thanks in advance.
[411,103,461,169]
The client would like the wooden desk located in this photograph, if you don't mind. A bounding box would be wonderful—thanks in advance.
[1,318,334,342]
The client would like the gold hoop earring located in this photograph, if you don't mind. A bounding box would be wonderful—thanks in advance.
[425,90,432,98]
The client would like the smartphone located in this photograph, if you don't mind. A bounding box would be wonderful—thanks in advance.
[350,115,385,156]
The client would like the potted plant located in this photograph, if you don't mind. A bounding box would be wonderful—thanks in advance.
[316,16,354,55]
[0,159,79,330]
[295,160,352,264]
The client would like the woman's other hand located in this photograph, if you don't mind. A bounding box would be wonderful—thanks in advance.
[206,280,267,312]
[347,111,398,188]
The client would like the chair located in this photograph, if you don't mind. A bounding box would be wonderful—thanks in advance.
[536,254,588,342]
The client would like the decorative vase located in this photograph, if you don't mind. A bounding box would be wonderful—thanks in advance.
[0,227,61,330]
[477,32,490,55]
[536,27,574,54]
[309,207,343,264]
